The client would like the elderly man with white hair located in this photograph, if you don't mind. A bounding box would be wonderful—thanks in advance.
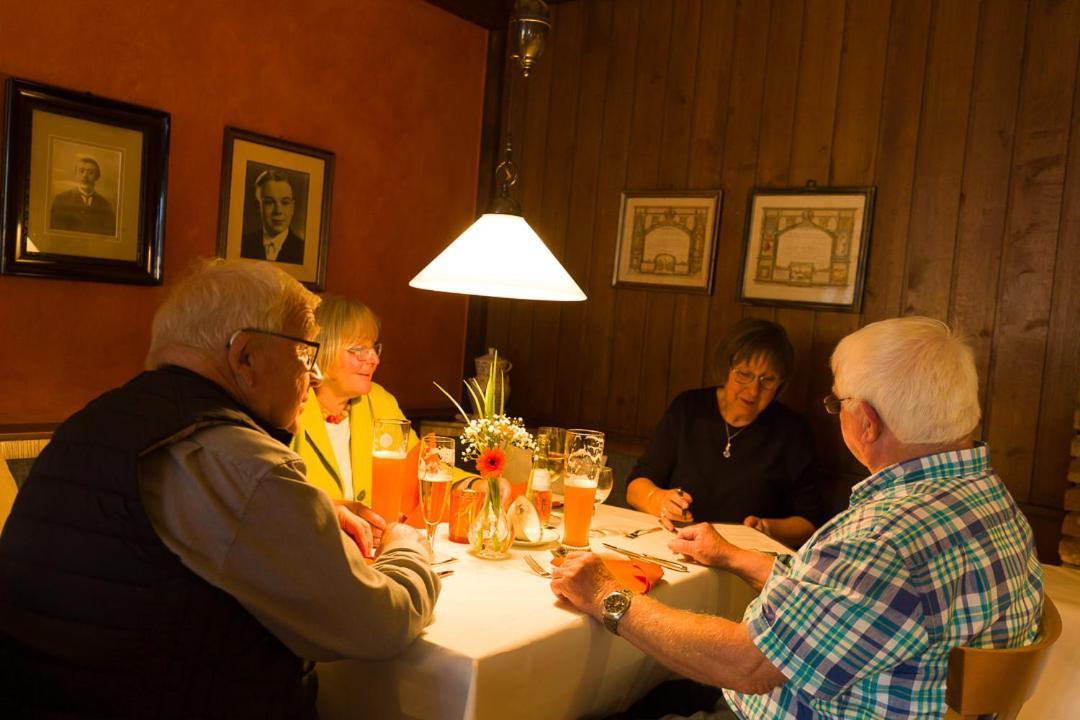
[550,316,1042,719]
[0,260,440,719]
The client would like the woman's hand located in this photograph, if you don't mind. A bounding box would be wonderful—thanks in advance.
[654,488,694,531]
[742,515,770,537]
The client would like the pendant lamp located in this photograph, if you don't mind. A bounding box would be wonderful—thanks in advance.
[409,0,586,302]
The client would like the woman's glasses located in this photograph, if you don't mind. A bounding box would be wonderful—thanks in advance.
[346,342,383,359]
[730,368,780,390]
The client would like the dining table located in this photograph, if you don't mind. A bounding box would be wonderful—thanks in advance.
[316,504,777,720]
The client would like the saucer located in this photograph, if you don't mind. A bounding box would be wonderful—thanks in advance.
[513,527,559,547]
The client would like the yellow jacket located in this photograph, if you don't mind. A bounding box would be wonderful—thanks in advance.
[292,384,418,503]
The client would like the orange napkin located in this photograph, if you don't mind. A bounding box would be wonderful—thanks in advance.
[551,554,664,594]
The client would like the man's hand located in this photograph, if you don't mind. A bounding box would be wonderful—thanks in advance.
[336,505,376,558]
[335,500,387,548]
[549,552,621,621]
[379,522,434,562]
[668,523,740,569]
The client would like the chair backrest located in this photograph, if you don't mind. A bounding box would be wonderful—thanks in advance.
[944,594,1063,720]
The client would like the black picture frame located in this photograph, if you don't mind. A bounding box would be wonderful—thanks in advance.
[1,78,169,284]
[216,127,334,291]
[737,185,876,313]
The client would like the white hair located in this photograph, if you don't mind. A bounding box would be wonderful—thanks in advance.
[146,259,320,367]
[831,316,981,444]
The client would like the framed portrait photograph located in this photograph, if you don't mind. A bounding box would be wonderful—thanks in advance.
[1,78,169,284]
[216,127,334,291]
[612,190,722,294]
[738,185,876,312]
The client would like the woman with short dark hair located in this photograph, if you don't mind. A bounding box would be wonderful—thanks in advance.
[626,319,821,547]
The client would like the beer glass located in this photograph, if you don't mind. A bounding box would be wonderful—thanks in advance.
[561,429,604,549]
[371,418,411,522]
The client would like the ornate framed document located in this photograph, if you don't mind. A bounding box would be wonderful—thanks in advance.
[738,185,875,312]
[612,190,721,294]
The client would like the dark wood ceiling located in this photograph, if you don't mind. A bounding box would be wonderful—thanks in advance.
[421,0,572,30]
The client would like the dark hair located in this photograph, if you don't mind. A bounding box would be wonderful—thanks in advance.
[714,318,795,384]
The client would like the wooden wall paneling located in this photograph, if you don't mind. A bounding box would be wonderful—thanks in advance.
[634,0,703,438]
[525,1,585,420]
[703,0,774,385]
[858,0,933,324]
[743,0,802,358]
[552,0,615,423]
[504,16,556,417]
[667,0,740,400]
[812,0,892,481]
[948,0,1028,437]
[776,0,846,416]
[1031,3,1080,510]
[985,0,1080,502]
[901,0,980,320]
[577,1,643,428]
[604,0,675,434]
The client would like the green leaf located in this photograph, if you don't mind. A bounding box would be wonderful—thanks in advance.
[433,381,469,420]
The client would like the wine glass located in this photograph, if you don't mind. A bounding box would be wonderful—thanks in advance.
[418,435,455,560]
[537,426,566,497]
[590,467,614,536]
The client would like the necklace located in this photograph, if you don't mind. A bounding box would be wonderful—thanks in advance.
[723,421,747,459]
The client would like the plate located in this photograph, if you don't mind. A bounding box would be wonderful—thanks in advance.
[513,526,560,547]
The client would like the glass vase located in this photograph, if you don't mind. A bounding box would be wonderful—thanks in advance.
[468,475,513,559]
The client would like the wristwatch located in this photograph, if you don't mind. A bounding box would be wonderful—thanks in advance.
[602,589,633,635]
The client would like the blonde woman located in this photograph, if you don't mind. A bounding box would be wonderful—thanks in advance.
[293,296,417,509]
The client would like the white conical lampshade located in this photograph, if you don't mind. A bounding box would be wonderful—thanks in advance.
[410,213,586,301]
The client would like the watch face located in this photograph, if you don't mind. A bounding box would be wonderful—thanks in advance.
[604,590,631,614]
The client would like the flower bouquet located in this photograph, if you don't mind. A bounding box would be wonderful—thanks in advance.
[436,351,534,559]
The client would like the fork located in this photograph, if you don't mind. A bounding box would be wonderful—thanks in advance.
[625,526,663,539]
[523,555,551,578]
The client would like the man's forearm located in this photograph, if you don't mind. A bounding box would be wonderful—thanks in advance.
[716,549,775,593]
[614,594,786,694]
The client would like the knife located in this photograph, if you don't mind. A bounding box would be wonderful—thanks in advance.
[601,543,689,573]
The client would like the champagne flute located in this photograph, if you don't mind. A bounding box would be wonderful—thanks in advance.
[418,435,455,560]
[538,426,566,499]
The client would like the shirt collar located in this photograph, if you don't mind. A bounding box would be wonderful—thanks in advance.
[849,442,989,506]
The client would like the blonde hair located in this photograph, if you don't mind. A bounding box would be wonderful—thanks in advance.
[315,295,381,375]
[146,259,320,367]
[831,316,981,444]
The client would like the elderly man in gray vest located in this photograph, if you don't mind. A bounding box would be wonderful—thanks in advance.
[552,316,1041,719]
[0,260,439,719]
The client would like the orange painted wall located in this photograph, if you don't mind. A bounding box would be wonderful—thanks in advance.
[0,0,485,424]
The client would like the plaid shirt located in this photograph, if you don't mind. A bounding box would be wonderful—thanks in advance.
[725,444,1043,719]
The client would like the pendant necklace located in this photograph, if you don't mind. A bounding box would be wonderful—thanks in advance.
[723,421,747,459]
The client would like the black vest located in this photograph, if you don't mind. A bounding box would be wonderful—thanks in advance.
[0,366,316,719]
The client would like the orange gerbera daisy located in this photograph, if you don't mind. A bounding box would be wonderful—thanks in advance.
[476,447,506,478]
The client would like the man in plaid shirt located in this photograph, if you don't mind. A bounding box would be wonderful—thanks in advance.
[551,317,1043,718]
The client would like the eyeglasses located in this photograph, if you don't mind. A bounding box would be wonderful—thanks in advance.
[346,342,383,359]
[730,368,781,391]
[822,393,852,415]
[227,328,321,370]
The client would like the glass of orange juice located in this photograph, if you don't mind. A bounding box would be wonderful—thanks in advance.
[561,429,604,549]
[371,418,411,522]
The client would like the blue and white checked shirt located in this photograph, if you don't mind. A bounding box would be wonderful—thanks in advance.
[725,444,1043,719]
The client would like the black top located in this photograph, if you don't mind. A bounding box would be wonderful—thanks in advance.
[629,387,823,525]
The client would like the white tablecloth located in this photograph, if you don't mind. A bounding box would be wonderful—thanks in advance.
[317,504,758,720]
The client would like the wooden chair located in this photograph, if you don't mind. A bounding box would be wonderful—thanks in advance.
[944,594,1063,720]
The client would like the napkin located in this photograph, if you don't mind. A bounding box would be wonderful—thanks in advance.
[552,554,664,594]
